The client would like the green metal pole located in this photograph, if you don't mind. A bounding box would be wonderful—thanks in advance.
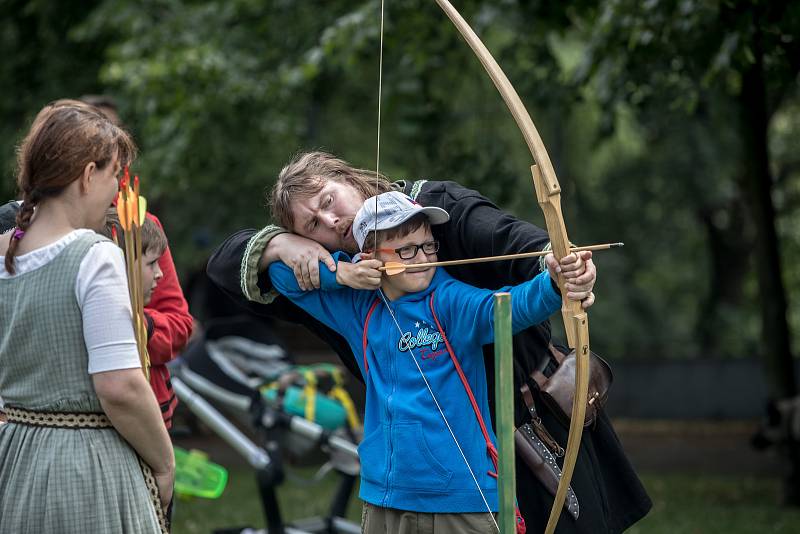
[494,292,515,534]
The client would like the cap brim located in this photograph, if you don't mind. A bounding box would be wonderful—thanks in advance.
[418,206,449,225]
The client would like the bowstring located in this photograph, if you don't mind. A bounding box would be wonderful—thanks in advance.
[375,0,384,238]
[373,4,498,529]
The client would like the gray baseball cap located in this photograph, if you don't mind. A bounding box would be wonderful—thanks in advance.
[353,191,449,251]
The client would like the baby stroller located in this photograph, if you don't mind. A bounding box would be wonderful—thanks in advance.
[170,316,361,534]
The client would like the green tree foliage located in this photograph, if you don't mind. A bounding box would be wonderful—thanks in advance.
[570,0,800,503]
[1,0,799,374]
[0,0,108,198]
[571,0,800,381]
[69,0,584,273]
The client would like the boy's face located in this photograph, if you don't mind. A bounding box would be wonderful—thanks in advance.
[375,224,437,300]
[141,248,164,305]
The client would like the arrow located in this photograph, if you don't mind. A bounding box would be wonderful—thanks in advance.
[379,242,623,276]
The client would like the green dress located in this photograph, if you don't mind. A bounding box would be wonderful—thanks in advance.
[0,232,162,533]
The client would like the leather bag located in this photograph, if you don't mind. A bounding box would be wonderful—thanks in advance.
[531,344,613,428]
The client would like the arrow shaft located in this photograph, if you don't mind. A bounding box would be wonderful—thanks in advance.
[379,243,621,273]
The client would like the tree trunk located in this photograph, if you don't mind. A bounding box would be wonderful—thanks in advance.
[738,21,799,505]
[696,200,751,355]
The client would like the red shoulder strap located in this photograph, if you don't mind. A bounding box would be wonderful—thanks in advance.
[361,297,381,374]
[428,292,496,459]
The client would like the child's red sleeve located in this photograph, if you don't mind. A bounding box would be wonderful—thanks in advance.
[143,213,194,364]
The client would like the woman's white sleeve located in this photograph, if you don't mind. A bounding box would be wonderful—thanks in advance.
[75,241,141,374]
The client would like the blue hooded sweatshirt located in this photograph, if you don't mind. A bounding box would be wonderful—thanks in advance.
[269,256,561,513]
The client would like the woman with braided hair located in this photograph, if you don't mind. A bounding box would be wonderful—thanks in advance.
[0,100,173,533]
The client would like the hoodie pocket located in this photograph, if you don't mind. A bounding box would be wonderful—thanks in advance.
[393,422,453,490]
[358,427,387,485]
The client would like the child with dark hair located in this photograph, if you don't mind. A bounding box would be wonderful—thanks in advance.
[100,209,181,429]
[268,191,576,533]
[0,99,172,532]
[102,208,167,305]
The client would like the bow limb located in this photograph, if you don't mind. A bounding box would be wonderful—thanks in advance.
[432,1,590,532]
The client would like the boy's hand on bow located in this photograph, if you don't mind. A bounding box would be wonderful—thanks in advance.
[544,250,596,310]
[336,253,383,290]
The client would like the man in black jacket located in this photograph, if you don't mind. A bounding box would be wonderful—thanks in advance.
[207,151,651,533]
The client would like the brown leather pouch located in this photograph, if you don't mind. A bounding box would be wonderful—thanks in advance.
[531,344,613,428]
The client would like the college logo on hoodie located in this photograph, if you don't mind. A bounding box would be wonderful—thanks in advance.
[398,321,447,361]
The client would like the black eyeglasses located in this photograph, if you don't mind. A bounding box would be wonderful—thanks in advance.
[377,240,440,260]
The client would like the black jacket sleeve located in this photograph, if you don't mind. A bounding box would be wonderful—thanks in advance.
[206,229,265,307]
[415,180,550,289]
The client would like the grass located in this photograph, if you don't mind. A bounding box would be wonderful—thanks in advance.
[173,465,362,533]
[172,468,800,533]
[629,474,800,534]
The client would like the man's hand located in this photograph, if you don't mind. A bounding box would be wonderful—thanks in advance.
[544,250,596,310]
[336,254,383,290]
[260,233,336,291]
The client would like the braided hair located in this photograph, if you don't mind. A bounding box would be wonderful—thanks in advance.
[4,99,137,274]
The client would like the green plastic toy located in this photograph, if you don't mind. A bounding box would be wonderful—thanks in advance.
[174,447,228,499]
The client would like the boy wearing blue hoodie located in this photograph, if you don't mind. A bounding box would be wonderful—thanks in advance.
[269,191,570,533]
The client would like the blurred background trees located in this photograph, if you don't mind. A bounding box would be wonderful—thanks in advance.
[3,0,800,508]
[1,0,799,377]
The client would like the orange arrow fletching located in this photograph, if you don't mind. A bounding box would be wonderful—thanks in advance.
[116,191,130,231]
[382,262,407,276]
[125,185,136,228]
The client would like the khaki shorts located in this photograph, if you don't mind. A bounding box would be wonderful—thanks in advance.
[361,502,497,534]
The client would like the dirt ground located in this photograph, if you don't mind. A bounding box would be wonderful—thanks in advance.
[611,419,780,476]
